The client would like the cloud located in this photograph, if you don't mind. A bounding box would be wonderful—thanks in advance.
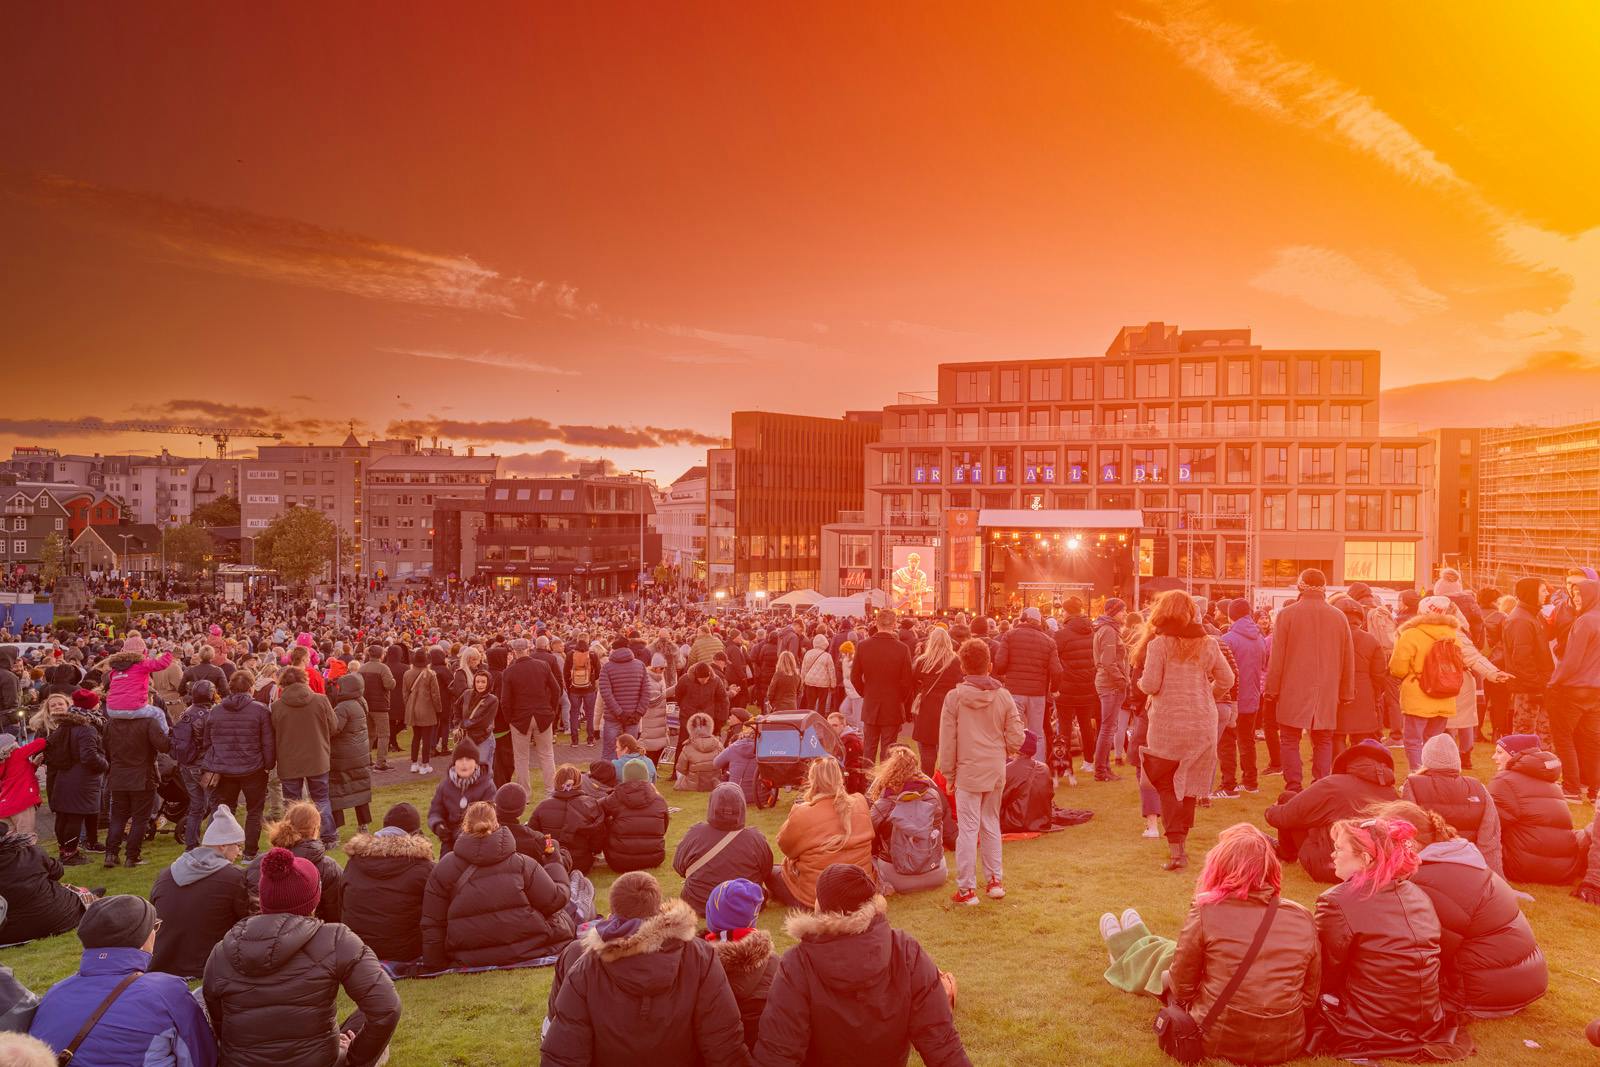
[375,346,581,376]
[386,416,726,449]
[1381,350,1600,429]
[661,353,748,366]
[500,450,616,476]
[0,407,346,446]
[159,398,276,421]
[1249,246,1448,324]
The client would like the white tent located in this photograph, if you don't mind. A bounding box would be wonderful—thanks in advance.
[771,588,825,607]
[809,589,888,617]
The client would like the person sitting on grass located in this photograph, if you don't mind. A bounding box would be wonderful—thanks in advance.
[496,782,574,873]
[675,712,726,791]
[421,801,573,973]
[866,745,948,895]
[602,759,670,873]
[752,863,969,1067]
[714,723,760,803]
[674,783,774,914]
[771,758,875,909]
[1262,738,1397,883]
[583,759,619,796]
[1000,730,1054,834]
[530,764,609,876]
[542,871,749,1067]
[341,802,436,967]
[149,804,251,980]
[429,738,497,854]
[0,823,93,946]
[1099,823,1320,1066]
[204,846,401,1067]
[611,733,658,784]
[244,801,344,923]
[29,896,217,1066]
[1488,733,1590,885]
[1373,800,1547,1019]
[1402,733,1504,877]
[703,877,777,1050]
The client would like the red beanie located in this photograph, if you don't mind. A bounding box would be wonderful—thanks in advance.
[257,847,322,916]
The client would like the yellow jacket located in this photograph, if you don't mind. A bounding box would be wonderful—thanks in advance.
[1388,613,1460,719]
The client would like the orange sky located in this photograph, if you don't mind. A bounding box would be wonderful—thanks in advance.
[4,2,1599,482]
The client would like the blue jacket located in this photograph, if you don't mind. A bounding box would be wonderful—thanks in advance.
[203,692,275,776]
[713,737,758,802]
[1220,616,1268,716]
[30,947,217,1067]
[597,649,649,725]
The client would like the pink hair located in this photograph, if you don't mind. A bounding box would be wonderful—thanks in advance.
[1193,823,1282,906]
[1332,817,1419,896]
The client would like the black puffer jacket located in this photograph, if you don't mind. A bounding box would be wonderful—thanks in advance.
[1490,750,1587,884]
[1402,769,1503,876]
[203,913,401,1067]
[341,830,435,963]
[43,711,106,815]
[752,896,970,1067]
[0,833,84,943]
[672,783,774,913]
[1263,743,1397,882]
[245,839,345,924]
[203,691,275,777]
[993,621,1061,698]
[530,785,609,875]
[602,779,670,873]
[104,714,170,791]
[420,825,572,971]
[1053,615,1096,711]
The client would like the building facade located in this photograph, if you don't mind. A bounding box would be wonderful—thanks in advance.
[1426,428,1480,581]
[365,452,500,581]
[0,482,71,576]
[433,474,661,597]
[706,411,882,596]
[656,466,707,579]
[1477,419,1600,588]
[238,436,414,570]
[822,322,1438,610]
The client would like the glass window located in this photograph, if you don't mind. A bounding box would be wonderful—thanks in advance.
[1260,359,1287,395]
[839,534,872,568]
[1179,361,1216,397]
[1297,359,1321,394]
[1134,363,1170,398]
[1102,364,1126,400]
[1346,446,1370,484]
[1132,447,1167,484]
[999,368,1022,402]
[537,488,553,501]
[1298,493,1334,530]
[955,371,991,403]
[1226,360,1252,396]
[1098,448,1122,484]
[1261,403,1287,434]
[1022,449,1057,484]
[1263,446,1288,483]
[1216,403,1250,430]
[1330,403,1362,436]
[1226,445,1252,483]
[1299,447,1335,484]
[1381,447,1419,484]
[1296,404,1321,433]
[1390,494,1418,531]
[1263,492,1288,530]
[1103,406,1137,428]
[1344,541,1415,583]
[1331,359,1365,395]
[1070,364,1094,401]
[1143,406,1170,433]
[1346,493,1384,532]
[1064,448,1089,484]
[560,489,575,501]
[1029,367,1063,401]
[955,411,979,440]
[1178,446,1216,483]
[1215,492,1250,516]
[880,452,903,484]
[1028,409,1053,438]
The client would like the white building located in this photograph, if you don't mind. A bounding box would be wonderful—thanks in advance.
[365,451,501,580]
[656,466,707,578]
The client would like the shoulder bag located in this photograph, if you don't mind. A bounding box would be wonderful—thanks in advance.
[1153,895,1281,1064]
[58,970,142,1064]
[683,829,742,881]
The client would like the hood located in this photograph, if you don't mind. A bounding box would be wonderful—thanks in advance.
[290,838,328,864]
[1505,749,1562,783]
[219,692,258,713]
[1093,615,1121,635]
[1226,615,1264,641]
[108,651,143,670]
[1397,613,1460,637]
[707,782,747,830]
[449,825,516,867]
[1419,837,1488,870]
[579,899,698,982]
[1574,579,1600,616]
[427,648,447,667]
[615,778,659,809]
[343,830,434,861]
[784,896,892,992]
[1332,741,1396,785]
[1514,577,1545,613]
[335,672,365,699]
[1064,615,1091,636]
[952,677,1004,711]
[220,913,323,976]
[708,928,775,980]
[278,682,316,708]
[608,648,636,664]
[170,846,237,886]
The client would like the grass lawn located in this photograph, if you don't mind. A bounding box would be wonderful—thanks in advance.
[8,746,1598,1066]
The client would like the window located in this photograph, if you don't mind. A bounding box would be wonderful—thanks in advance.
[1296,360,1321,394]
[1344,541,1415,583]
[1263,446,1288,483]
[1299,447,1335,484]
[1261,403,1287,434]
[1177,446,1216,483]
[880,452,903,484]
[1216,403,1250,430]
[839,534,871,568]
[1215,492,1250,516]
[955,371,991,403]
[1224,541,1250,579]
[1330,403,1362,436]
[1296,404,1321,433]
[12,540,25,554]
[1098,448,1122,483]
[1298,494,1334,530]
[955,411,978,440]
[1132,447,1167,483]
[1065,448,1089,484]
[1390,494,1418,531]
[1347,493,1384,532]
[493,487,509,500]
[1381,447,1419,485]
[1102,364,1126,400]
[1331,359,1365,395]
[1029,367,1063,401]
[1262,557,1333,581]
[1103,406,1137,428]
[1226,360,1252,396]
[1134,363,1170,398]
[538,488,554,501]
[507,546,529,563]
[323,471,336,485]
[1070,365,1094,401]
[322,496,334,509]
[55,517,64,530]
[1143,406,1170,432]
[1260,359,1288,395]
[1028,409,1053,438]
[1346,447,1370,484]
[1177,405,1205,434]
[911,450,941,484]
[1179,361,1216,397]
[986,410,1020,435]
[1022,449,1056,484]
[560,489,575,501]
[284,472,298,485]
[951,450,982,484]
[1226,445,1252,483]
[999,368,1022,402]
[1263,492,1288,530]
[992,448,1014,482]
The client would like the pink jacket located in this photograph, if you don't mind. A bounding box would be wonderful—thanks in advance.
[0,739,46,818]
[106,652,173,711]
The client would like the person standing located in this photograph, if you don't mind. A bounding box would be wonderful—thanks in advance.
[269,665,339,849]
[597,638,649,762]
[328,673,374,835]
[1546,576,1600,802]
[402,649,442,774]
[1389,596,1470,771]
[102,675,172,871]
[1218,599,1266,796]
[852,610,916,764]
[563,637,599,746]
[911,628,963,778]
[502,638,563,797]
[1502,578,1554,752]
[1054,598,1098,777]
[939,638,1024,905]
[1091,599,1132,782]
[1264,569,1354,792]
[205,670,275,860]
[993,606,1062,747]
[357,645,395,772]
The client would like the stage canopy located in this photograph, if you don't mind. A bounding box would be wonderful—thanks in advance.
[771,588,825,607]
[977,509,1144,530]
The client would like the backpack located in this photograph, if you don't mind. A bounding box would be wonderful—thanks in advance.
[170,704,210,766]
[570,652,592,689]
[887,785,943,876]
[1419,636,1466,699]
[44,724,76,772]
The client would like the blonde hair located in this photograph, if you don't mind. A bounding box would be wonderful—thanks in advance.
[268,802,322,848]
[617,734,643,755]
[914,627,957,675]
[866,745,920,804]
[1148,589,1206,661]
[802,758,855,851]
[775,650,800,679]
[1370,799,1457,846]
[462,801,498,837]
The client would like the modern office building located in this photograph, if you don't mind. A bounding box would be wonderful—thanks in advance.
[706,410,882,596]
[1477,419,1600,588]
[364,451,501,581]
[657,466,707,579]
[1426,427,1480,581]
[432,474,661,597]
[821,322,1438,611]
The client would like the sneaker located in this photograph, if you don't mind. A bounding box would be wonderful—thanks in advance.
[1094,771,1121,782]
[60,851,88,866]
[103,852,120,868]
[986,877,1006,900]
[81,841,106,853]
[1262,765,1283,777]
[1211,787,1240,800]
[1239,784,1260,794]
[1141,826,1160,839]
[409,762,420,773]
[1120,907,1142,930]
[1081,761,1096,775]
[1098,912,1122,941]
[951,887,980,906]
[125,856,146,868]
[374,763,390,772]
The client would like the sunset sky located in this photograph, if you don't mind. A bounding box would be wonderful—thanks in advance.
[5,2,1599,483]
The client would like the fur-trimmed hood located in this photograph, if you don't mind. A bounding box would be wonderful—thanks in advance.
[1398,611,1459,635]
[707,928,775,980]
[343,830,435,861]
[782,896,893,993]
[784,894,888,941]
[580,898,697,963]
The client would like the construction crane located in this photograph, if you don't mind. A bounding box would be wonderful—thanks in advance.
[50,420,285,458]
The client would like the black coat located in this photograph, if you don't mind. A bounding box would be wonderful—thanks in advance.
[542,900,748,1067]
[203,692,275,777]
[203,913,401,1067]
[1053,616,1096,711]
[994,621,1061,699]
[850,632,915,727]
[1264,747,1397,882]
[341,830,436,963]
[602,779,670,873]
[672,784,774,913]
[501,655,562,734]
[1490,751,1587,884]
[180,662,227,698]
[104,714,171,792]
[0,835,84,944]
[752,898,970,1067]
[530,786,609,875]
[711,929,778,1050]
[328,677,372,813]
[427,769,497,852]
[149,858,251,979]
[357,661,394,715]
[420,825,572,971]
[44,712,106,815]
[245,839,345,925]
[913,657,962,748]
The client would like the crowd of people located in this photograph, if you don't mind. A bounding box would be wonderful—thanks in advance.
[0,561,1595,1065]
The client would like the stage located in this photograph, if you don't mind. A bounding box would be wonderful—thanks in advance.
[975,508,1144,615]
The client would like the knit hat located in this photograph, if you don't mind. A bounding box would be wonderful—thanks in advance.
[650,653,667,669]
[209,624,223,636]
[1102,598,1126,617]
[816,863,875,913]
[257,847,322,915]
[705,878,764,934]
[1420,733,1461,772]
[1433,569,1464,597]
[1497,733,1541,756]
[451,737,479,764]
[1399,589,1422,610]
[78,895,157,950]
[608,871,663,920]
[1020,606,1042,622]
[1346,582,1372,603]
[1019,729,1039,759]
[202,804,245,846]
[1419,595,1455,616]
[622,758,651,782]
[71,688,99,711]
[1515,576,1544,609]
[382,802,422,835]
[1228,598,1251,621]
[495,783,528,821]
[588,760,618,787]
[120,634,147,655]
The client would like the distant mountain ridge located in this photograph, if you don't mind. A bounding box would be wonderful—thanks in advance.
[1381,353,1600,431]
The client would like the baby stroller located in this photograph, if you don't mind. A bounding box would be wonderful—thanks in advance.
[751,711,840,809]
[148,753,191,839]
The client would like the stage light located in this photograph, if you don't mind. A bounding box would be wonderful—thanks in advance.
[1033,532,1042,540]
[1067,535,1082,550]
[1118,533,1128,544]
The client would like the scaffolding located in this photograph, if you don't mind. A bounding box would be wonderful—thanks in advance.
[1477,420,1600,588]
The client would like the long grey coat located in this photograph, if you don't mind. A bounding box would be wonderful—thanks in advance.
[1264,591,1355,731]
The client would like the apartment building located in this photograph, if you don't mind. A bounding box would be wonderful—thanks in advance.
[365,451,500,580]
[1426,427,1480,581]
[821,322,1437,611]
[1477,419,1600,588]
[0,480,71,575]
[656,466,707,578]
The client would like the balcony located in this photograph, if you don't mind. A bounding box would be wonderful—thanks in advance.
[879,420,1420,444]
[476,528,638,546]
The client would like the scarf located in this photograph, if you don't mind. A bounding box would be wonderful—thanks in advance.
[448,767,481,808]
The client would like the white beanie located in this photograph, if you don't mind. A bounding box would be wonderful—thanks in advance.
[202,804,246,847]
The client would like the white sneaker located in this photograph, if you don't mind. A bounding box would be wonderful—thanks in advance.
[1121,907,1142,930]
[1098,912,1122,941]
[1141,826,1160,839]
[409,762,420,773]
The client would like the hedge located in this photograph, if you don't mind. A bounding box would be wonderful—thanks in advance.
[92,598,185,614]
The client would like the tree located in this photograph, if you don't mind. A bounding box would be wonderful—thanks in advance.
[265,506,337,588]
[38,532,65,586]
[162,524,215,574]
[190,494,241,528]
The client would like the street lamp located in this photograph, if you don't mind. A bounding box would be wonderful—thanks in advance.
[628,468,654,623]
[118,533,133,578]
